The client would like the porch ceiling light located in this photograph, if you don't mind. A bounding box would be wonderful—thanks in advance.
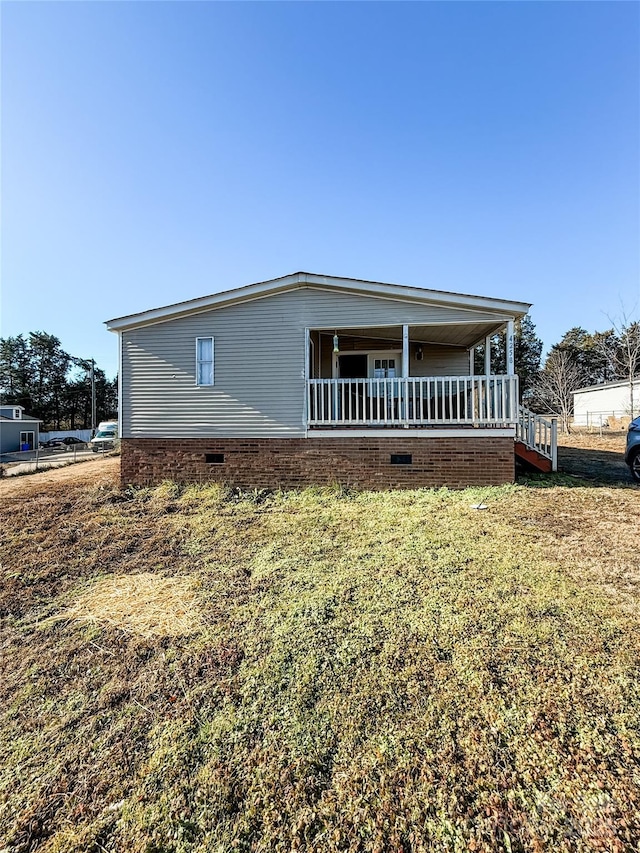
[333,333,339,354]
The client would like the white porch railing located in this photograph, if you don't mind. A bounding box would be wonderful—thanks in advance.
[307,375,519,427]
[517,405,558,471]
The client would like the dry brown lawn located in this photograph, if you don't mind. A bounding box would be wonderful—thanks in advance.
[0,455,118,498]
[1,435,638,853]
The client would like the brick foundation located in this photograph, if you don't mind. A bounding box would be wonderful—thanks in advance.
[121,436,515,490]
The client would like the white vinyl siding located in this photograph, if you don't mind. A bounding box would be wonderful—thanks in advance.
[196,337,214,386]
[299,288,505,329]
[120,286,515,439]
[411,345,470,377]
[121,293,305,439]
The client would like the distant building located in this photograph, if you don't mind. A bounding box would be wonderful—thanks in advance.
[573,378,640,427]
[0,406,41,454]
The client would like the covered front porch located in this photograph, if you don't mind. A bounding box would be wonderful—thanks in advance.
[305,320,517,428]
[304,321,557,471]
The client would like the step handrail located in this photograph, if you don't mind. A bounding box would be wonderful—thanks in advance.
[517,405,558,471]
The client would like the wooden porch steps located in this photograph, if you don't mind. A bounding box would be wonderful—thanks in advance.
[514,439,553,473]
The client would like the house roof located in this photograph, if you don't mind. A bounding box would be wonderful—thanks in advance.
[105,271,531,333]
[0,414,41,423]
[574,376,640,395]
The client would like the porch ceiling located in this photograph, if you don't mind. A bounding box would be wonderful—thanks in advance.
[318,321,505,349]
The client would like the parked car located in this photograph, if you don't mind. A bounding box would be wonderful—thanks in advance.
[40,438,60,449]
[41,436,86,450]
[625,416,640,482]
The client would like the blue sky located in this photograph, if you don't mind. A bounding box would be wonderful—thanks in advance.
[2,1,638,379]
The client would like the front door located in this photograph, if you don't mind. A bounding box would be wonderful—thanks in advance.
[371,356,397,379]
[20,431,35,451]
[338,354,368,378]
[369,351,402,378]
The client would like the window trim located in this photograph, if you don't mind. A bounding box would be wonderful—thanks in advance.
[195,337,214,386]
[20,431,35,450]
[367,350,402,379]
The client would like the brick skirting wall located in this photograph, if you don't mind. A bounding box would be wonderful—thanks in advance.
[121,436,515,490]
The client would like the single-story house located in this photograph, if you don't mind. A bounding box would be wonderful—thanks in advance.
[0,406,41,455]
[106,272,556,489]
[573,377,640,427]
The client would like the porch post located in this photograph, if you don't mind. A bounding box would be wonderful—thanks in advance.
[304,328,310,380]
[304,328,310,431]
[402,325,409,424]
[402,325,409,377]
[506,320,515,375]
[468,348,474,376]
[484,335,491,376]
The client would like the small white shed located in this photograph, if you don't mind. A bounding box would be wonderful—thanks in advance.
[573,378,640,427]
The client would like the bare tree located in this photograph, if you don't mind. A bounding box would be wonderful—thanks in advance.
[535,349,584,433]
[598,308,640,419]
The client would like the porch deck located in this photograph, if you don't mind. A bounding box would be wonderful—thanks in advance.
[306,376,558,471]
[307,375,519,428]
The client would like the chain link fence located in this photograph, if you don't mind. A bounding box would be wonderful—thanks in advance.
[0,439,120,478]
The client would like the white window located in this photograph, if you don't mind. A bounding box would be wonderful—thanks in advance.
[196,337,214,386]
[368,351,401,379]
[14,409,21,419]
[373,358,397,379]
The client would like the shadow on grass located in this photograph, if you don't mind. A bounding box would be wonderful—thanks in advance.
[518,445,637,489]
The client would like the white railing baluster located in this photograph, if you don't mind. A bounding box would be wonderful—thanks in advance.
[306,377,530,431]
[516,403,558,471]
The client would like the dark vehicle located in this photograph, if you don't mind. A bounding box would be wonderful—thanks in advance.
[625,416,640,482]
[41,436,86,449]
[41,438,65,449]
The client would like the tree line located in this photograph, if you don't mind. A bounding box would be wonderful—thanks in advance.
[536,317,640,430]
[0,332,117,431]
[2,319,638,433]
[476,312,640,430]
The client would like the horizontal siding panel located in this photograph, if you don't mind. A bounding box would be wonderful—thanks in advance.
[122,292,306,438]
[122,286,516,438]
[413,345,470,377]
[299,288,505,326]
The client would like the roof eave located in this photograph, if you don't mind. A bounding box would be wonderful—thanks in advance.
[105,272,531,333]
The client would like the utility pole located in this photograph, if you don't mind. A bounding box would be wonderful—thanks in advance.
[90,359,96,436]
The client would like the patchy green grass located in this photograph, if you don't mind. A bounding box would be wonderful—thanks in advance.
[1,474,639,852]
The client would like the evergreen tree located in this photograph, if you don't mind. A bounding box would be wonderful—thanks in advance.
[553,327,610,386]
[27,332,71,429]
[0,332,116,429]
[473,316,543,404]
[0,335,33,408]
